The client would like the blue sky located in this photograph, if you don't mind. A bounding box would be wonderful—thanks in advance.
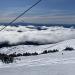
[0,0,75,24]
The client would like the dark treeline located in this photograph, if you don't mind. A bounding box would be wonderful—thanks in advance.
[64,46,74,51]
[0,49,59,64]
[9,52,38,57]
[0,52,38,64]
[0,53,14,64]
[41,49,59,54]
[0,46,74,64]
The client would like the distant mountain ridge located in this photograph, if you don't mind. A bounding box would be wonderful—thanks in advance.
[0,22,75,28]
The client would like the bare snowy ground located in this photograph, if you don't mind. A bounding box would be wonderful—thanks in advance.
[1,63,75,75]
[0,51,75,75]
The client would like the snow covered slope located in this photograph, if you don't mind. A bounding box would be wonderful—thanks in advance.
[0,39,75,54]
[0,38,75,75]
[0,48,75,75]
[0,26,75,75]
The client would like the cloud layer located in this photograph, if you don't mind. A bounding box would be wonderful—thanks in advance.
[0,25,75,47]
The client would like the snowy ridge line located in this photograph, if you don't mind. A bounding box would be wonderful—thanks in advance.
[42,39,73,51]
[0,39,75,55]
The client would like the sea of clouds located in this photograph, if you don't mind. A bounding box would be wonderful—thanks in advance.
[0,25,75,47]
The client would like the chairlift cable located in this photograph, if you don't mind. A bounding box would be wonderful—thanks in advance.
[0,0,42,31]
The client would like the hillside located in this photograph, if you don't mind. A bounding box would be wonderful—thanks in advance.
[0,26,75,75]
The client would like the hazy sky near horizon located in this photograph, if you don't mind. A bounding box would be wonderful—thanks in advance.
[0,0,75,24]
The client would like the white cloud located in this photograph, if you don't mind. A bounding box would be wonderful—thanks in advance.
[0,25,75,46]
